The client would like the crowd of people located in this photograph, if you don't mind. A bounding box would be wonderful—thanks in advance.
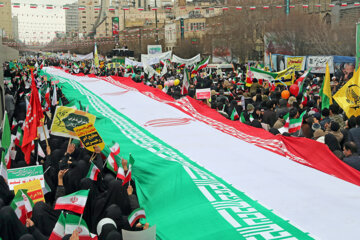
[1,59,149,240]
[1,55,360,239]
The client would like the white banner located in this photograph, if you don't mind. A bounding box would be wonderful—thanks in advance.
[125,58,143,67]
[306,56,334,73]
[143,63,160,78]
[71,52,94,61]
[171,54,201,66]
[141,51,172,65]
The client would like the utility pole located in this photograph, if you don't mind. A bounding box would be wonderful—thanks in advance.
[155,0,158,43]
[123,9,126,30]
[139,28,142,52]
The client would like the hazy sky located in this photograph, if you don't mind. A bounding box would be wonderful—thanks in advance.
[12,0,77,43]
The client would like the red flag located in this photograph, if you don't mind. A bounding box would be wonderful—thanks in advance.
[21,69,44,164]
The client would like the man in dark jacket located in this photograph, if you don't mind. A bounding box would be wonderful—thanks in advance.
[275,98,289,119]
[343,141,360,171]
[348,116,360,150]
[262,100,277,128]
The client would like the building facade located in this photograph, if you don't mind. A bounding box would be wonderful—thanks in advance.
[12,16,19,41]
[164,21,176,51]
[0,0,13,39]
[77,0,110,37]
[66,3,79,36]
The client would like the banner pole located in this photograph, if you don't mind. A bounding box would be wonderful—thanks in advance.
[42,125,49,148]
[67,138,72,150]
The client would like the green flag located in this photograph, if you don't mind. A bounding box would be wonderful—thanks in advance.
[240,112,246,123]
[230,108,239,121]
[319,63,333,110]
[9,61,16,70]
[1,112,11,164]
[129,153,135,165]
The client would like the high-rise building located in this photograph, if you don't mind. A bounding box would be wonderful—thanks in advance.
[12,16,19,41]
[0,0,13,39]
[66,3,79,35]
[331,1,360,24]
[78,0,109,37]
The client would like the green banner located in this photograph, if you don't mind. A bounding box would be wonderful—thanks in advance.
[7,165,44,190]
[41,69,313,240]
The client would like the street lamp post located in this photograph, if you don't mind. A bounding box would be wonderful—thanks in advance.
[154,0,158,43]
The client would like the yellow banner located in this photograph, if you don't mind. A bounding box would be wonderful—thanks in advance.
[275,67,295,86]
[50,106,96,139]
[14,180,45,204]
[74,123,105,152]
[286,57,305,71]
[107,62,122,69]
[94,44,99,68]
[334,68,360,117]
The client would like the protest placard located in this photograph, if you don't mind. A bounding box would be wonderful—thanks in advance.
[50,106,96,139]
[122,225,156,240]
[74,123,105,152]
[7,165,44,190]
[196,88,211,99]
[14,179,45,203]
[37,125,50,141]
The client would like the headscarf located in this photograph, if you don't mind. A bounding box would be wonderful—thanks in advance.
[0,206,28,240]
[93,180,131,229]
[80,178,100,232]
[63,160,89,195]
[31,201,60,236]
[0,176,14,205]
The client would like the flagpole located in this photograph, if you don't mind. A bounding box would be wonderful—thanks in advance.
[77,213,83,228]
[41,124,49,149]
[102,157,108,169]
[89,152,96,162]
[43,166,51,174]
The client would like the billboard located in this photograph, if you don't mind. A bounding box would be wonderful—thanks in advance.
[286,56,305,71]
[306,56,334,74]
[333,56,355,81]
[147,45,162,54]
[264,32,295,70]
[112,17,119,36]
[212,47,231,63]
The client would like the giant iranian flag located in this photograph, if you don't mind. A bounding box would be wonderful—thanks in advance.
[41,67,360,239]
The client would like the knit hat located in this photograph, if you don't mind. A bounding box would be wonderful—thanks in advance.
[247,104,255,111]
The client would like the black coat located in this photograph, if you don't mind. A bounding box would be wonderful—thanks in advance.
[348,127,360,151]
[262,110,277,127]
[343,153,360,171]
